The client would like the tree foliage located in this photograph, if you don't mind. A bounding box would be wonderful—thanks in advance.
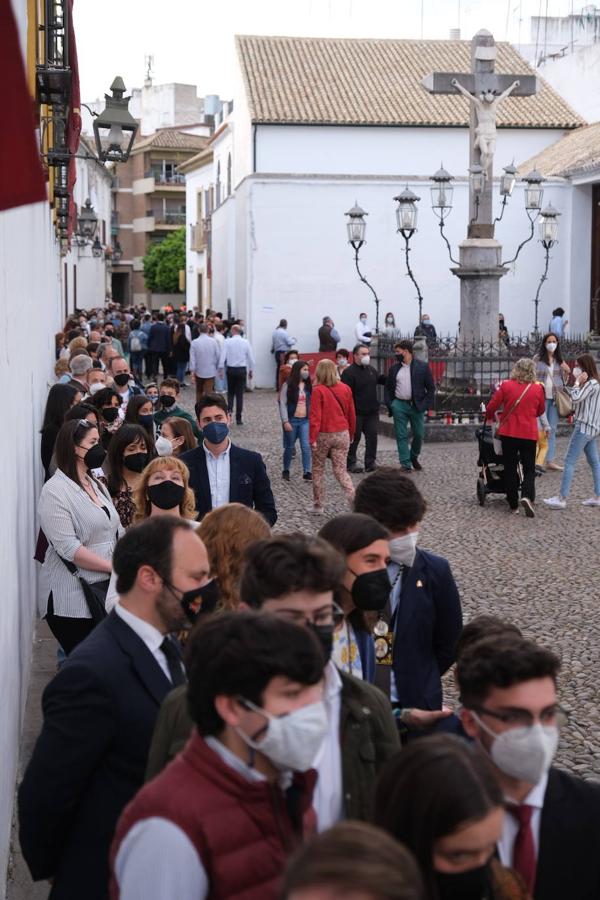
[143,227,185,293]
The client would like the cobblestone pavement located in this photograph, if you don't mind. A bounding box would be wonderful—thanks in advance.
[182,386,600,781]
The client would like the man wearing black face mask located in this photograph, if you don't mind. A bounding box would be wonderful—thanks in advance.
[146,534,399,829]
[153,377,201,440]
[111,356,143,404]
[385,339,435,472]
[19,518,210,900]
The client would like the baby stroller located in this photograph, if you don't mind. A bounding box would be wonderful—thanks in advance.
[475,424,521,506]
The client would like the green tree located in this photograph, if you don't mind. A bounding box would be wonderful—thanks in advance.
[143,227,185,293]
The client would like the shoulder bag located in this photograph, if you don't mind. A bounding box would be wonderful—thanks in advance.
[492,383,533,455]
[553,385,573,418]
[55,552,110,625]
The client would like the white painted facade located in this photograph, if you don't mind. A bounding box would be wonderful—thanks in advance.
[536,43,600,122]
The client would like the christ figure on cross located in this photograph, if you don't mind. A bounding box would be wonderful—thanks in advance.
[451,78,520,172]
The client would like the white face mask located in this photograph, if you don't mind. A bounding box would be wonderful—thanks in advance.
[88,381,106,395]
[337,358,348,368]
[474,714,559,785]
[388,531,419,568]
[236,698,328,772]
[360,317,367,323]
[573,367,582,378]
[361,355,371,367]
[546,342,557,353]
[155,435,173,456]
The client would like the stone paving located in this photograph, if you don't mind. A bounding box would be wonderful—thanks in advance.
[187,386,600,781]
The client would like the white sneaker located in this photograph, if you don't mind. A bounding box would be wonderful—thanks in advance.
[543,496,567,509]
[581,498,600,507]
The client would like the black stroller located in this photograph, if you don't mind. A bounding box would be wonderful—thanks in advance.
[475,424,521,506]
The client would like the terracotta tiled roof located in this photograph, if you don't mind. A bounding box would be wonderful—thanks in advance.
[518,121,600,177]
[235,35,584,129]
[132,128,209,153]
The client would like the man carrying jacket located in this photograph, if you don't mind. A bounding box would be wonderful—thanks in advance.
[145,534,399,827]
[318,316,340,352]
[385,339,435,472]
[342,343,387,473]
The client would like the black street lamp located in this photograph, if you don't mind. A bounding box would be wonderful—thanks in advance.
[430,165,458,264]
[112,239,123,263]
[344,202,381,334]
[76,198,98,245]
[533,203,561,334]
[394,187,424,325]
[93,77,139,163]
[502,169,547,267]
[91,236,104,258]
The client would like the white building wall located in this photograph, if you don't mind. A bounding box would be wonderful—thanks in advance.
[238,175,572,388]
[211,195,236,315]
[184,163,211,310]
[232,64,254,184]
[537,44,600,122]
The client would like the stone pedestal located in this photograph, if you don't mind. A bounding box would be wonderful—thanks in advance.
[451,238,507,344]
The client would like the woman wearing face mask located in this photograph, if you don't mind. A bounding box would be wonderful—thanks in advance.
[383,312,397,334]
[335,348,350,376]
[374,735,530,900]
[144,382,159,407]
[106,424,151,528]
[280,360,313,482]
[319,513,391,680]
[90,387,122,448]
[278,349,299,392]
[38,419,122,654]
[310,359,356,513]
[534,333,571,471]
[124,394,157,455]
[544,353,600,509]
[156,417,197,457]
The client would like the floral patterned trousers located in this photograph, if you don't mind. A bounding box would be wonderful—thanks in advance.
[312,431,355,509]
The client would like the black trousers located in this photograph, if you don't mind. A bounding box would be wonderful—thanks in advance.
[45,593,95,654]
[500,436,537,509]
[347,412,379,469]
[148,351,171,378]
[226,366,247,422]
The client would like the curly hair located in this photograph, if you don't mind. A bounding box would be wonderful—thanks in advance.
[510,357,537,384]
[132,456,197,522]
[197,503,271,609]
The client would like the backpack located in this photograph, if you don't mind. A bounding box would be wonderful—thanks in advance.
[130,332,143,352]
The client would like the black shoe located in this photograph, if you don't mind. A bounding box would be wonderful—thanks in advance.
[411,457,423,471]
[401,465,413,473]
[347,465,364,474]
[282,470,290,481]
[236,420,243,426]
[365,465,377,473]
[521,497,535,518]
[303,472,312,481]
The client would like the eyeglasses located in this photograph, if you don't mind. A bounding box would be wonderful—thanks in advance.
[473,704,568,729]
[274,602,344,629]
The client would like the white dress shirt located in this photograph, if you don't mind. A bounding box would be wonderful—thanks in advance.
[218,334,255,370]
[203,440,231,509]
[497,772,548,868]
[114,603,182,684]
[189,334,220,378]
[311,660,344,830]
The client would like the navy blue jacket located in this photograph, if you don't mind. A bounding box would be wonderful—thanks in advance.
[385,359,435,413]
[18,611,175,900]
[181,442,277,526]
[147,321,172,353]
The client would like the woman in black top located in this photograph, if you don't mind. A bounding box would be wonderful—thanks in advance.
[40,384,81,480]
[171,321,190,385]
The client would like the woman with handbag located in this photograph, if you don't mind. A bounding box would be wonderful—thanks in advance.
[534,333,571,471]
[544,354,600,509]
[39,418,123,653]
[309,358,356,514]
[485,359,546,517]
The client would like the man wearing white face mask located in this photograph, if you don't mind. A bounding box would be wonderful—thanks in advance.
[111,611,326,900]
[354,468,462,736]
[459,635,600,900]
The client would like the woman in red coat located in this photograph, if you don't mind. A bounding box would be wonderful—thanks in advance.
[486,358,545,517]
[309,358,356,514]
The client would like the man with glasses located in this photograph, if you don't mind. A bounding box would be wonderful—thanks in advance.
[146,533,399,828]
[458,634,600,900]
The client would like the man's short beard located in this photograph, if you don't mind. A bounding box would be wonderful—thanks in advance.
[155,586,188,633]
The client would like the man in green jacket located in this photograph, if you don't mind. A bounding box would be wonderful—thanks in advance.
[146,534,399,826]
[153,377,202,441]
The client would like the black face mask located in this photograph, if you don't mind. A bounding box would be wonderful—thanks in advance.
[81,443,107,469]
[139,414,155,430]
[113,373,130,387]
[395,353,405,363]
[147,480,185,510]
[102,407,119,423]
[165,581,207,624]
[307,622,334,662]
[160,394,176,408]
[350,568,391,612]
[123,452,148,473]
[434,863,492,900]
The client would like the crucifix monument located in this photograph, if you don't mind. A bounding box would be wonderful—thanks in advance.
[422,30,538,342]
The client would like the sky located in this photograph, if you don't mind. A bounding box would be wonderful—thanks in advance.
[75,0,578,103]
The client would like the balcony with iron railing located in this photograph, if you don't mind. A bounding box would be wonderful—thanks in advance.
[150,210,186,227]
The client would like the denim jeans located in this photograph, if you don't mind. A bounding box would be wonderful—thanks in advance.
[560,428,600,498]
[283,417,311,473]
[175,361,188,384]
[545,398,560,463]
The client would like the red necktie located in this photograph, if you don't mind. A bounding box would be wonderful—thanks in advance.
[508,803,536,894]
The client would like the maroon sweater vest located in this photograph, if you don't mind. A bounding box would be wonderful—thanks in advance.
[110,732,316,900]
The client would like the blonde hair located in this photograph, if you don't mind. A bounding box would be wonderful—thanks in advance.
[510,357,537,384]
[315,358,340,387]
[133,456,197,522]
[196,503,271,609]
[68,336,88,354]
[54,358,69,378]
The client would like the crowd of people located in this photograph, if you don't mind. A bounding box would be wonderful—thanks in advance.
[14,301,600,900]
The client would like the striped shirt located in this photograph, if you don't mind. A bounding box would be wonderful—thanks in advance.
[39,469,123,618]
[569,378,600,436]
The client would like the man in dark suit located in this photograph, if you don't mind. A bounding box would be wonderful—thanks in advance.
[18,518,210,900]
[459,635,600,900]
[147,312,172,379]
[385,338,435,472]
[354,468,462,736]
[180,392,277,526]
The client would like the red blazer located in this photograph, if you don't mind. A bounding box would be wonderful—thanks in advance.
[486,379,545,441]
[309,382,356,444]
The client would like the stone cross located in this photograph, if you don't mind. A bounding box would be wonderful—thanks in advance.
[422,29,538,238]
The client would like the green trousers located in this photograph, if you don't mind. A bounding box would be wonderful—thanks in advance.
[391,399,425,468]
